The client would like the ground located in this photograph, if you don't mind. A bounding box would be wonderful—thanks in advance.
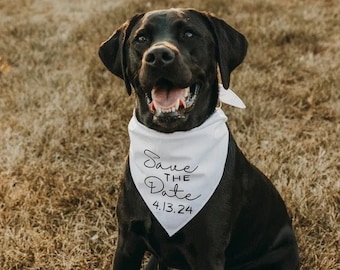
[0,0,339,269]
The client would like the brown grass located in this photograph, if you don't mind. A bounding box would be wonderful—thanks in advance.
[0,0,339,269]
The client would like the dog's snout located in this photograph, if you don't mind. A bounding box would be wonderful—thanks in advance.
[145,45,176,67]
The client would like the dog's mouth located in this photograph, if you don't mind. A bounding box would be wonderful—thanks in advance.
[146,79,199,118]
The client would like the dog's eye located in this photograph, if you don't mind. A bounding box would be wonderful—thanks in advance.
[136,35,148,43]
[183,31,194,39]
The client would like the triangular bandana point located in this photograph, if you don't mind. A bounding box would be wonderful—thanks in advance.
[128,109,229,236]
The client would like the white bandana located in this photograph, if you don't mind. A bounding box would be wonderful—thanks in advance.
[128,85,245,237]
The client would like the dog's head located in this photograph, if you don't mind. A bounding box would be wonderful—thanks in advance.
[99,8,247,132]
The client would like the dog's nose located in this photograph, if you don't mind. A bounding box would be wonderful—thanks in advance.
[144,45,175,67]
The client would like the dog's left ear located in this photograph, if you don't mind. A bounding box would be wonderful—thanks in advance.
[98,14,143,95]
[205,14,248,89]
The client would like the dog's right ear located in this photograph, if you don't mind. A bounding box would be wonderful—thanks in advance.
[98,26,125,78]
[98,14,143,95]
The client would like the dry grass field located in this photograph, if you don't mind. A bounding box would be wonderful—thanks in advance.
[0,0,339,269]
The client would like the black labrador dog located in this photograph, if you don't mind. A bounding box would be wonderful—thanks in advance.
[99,8,299,270]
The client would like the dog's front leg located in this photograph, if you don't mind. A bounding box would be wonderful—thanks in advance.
[112,229,145,270]
[191,257,225,270]
[186,248,226,270]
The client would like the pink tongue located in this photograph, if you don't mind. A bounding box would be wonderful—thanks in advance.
[152,88,185,109]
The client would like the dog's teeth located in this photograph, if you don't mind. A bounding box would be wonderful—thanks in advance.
[159,107,176,113]
[175,99,180,110]
[156,107,162,114]
[154,103,181,114]
[179,98,187,109]
[149,101,156,112]
[184,87,190,98]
